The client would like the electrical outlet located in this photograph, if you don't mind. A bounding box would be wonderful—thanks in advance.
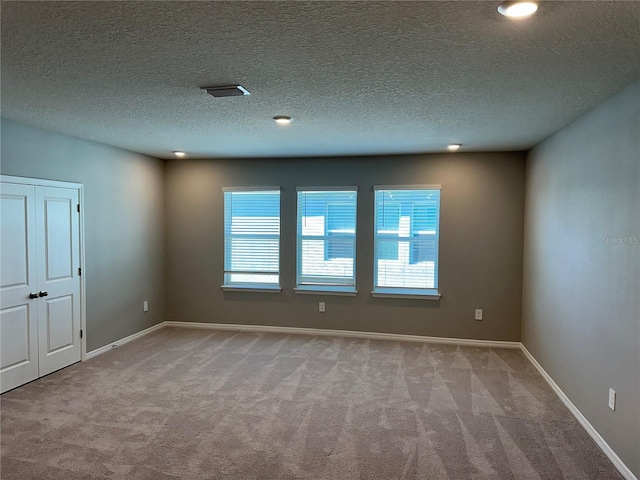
[608,388,616,411]
[319,302,326,313]
[475,309,483,321]
[143,301,149,312]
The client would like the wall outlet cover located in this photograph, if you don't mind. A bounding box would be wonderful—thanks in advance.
[608,388,616,411]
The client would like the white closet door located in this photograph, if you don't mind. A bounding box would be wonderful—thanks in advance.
[1,183,39,393]
[35,186,81,377]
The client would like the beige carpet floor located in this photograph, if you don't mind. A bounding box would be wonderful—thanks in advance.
[1,327,623,479]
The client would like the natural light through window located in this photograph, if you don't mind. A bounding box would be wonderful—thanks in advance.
[373,186,441,298]
[223,188,280,289]
[296,188,357,294]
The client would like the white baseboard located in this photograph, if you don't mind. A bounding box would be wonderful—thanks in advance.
[82,320,635,480]
[163,321,521,349]
[85,322,166,360]
[520,344,637,480]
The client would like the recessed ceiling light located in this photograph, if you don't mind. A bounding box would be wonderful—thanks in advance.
[173,151,186,158]
[447,144,462,151]
[273,116,292,125]
[498,1,538,18]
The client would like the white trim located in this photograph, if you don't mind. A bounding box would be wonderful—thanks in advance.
[222,186,280,192]
[371,288,441,300]
[294,286,358,296]
[78,316,640,479]
[163,321,521,349]
[79,185,87,360]
[520,344,637,480]
[0,175,82,190]
[373,184,441,191]
[296,186,358,191]
[221,285,282,293]
[85,322,165,360]
[79,320,637,479]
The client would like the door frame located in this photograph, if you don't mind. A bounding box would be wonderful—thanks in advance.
[1,175,87,361]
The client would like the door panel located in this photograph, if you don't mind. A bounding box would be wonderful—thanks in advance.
[36,187,81,377]
[44,197,74,281]
[1,196,30,288]
[0,183,39,393]
[45,295,74,354]
[1,305,35,373]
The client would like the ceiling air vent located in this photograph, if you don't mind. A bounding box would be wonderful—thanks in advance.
[201,85,250,98]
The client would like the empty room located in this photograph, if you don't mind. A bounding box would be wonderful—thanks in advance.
[1,1,638,479]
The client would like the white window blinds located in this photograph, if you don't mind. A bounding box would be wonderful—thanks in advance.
[297,189,357,288]
[374,187,440,292]
[223,188,280,286]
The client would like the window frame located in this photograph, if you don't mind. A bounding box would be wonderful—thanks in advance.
[221,186,282,293]
[372,185,442,300]
[295,187,358,296]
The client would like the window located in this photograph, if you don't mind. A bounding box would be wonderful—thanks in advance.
[295,188,357,294]
[373,186,441,299]
[222,187,281,291]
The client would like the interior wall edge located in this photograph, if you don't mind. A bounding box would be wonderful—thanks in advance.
[1,118,167,352]
[522,79,640,476]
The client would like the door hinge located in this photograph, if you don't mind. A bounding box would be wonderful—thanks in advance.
[80,329,83,339]
[78,267,82,276]
[77,204,80,213]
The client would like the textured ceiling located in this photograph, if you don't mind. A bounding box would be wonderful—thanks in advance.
[1,1,639,159]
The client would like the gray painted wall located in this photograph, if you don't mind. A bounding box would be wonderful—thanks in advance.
[1,119,166,352]
[523,81,640,476]
[165,152,526,341]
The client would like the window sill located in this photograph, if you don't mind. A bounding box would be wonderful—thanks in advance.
[294,286,358,297]
[221,285,282,293]
[371,288,441,300]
